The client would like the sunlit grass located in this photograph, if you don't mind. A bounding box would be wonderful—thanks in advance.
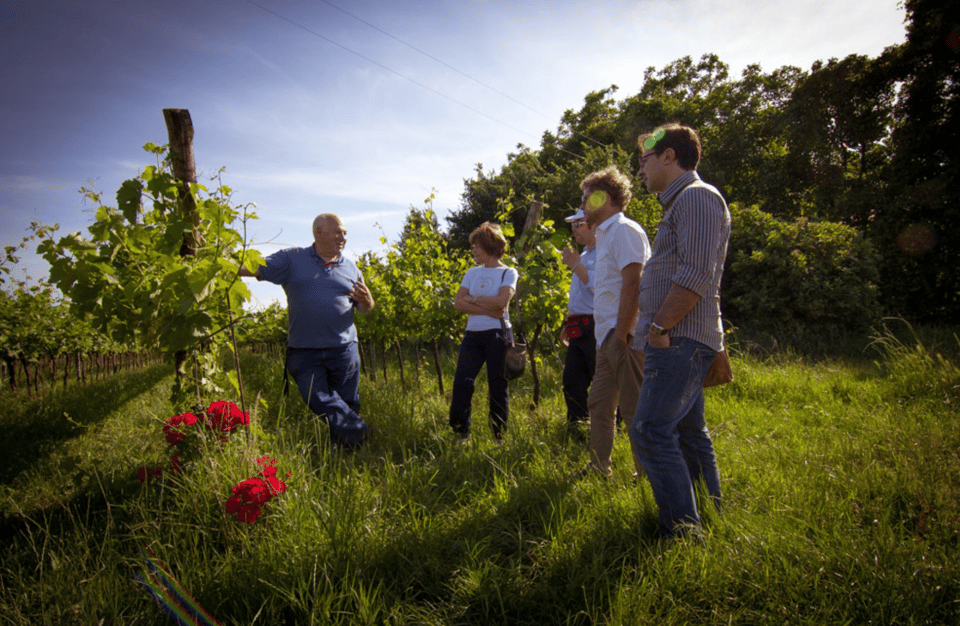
[1,326,958,624]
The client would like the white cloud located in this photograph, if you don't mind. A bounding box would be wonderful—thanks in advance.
[0,175,53,193]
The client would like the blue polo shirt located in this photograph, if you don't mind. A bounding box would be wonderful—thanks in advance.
[257,245,364,349]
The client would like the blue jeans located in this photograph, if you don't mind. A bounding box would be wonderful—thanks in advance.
[449,329,510,436]
[286,344,369,446]
[630,337,722,536]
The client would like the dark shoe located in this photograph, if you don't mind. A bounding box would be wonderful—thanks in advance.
[333,423,373,451]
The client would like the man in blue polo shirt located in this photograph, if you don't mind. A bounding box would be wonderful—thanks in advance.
[240,213,375,447]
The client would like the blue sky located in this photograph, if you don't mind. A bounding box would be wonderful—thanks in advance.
[1,0,906,307]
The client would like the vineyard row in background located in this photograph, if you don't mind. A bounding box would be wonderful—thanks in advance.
[0,350,162,396]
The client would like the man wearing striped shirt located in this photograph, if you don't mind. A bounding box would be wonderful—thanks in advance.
[630,124,731,537]
[579,166,651,478]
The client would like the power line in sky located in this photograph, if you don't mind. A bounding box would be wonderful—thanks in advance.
[316,0,607,150]
[242,0,602,160]
[243,0,539,142]
[317,2,547,122]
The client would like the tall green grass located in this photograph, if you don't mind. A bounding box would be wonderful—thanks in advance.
[0,325,958,624]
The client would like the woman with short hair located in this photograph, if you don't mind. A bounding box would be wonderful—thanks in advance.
[449,222,518,441]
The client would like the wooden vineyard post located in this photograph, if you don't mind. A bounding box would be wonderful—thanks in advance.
[163,109,199,385]
[521,200,543,250]
[516,199,546,406]
[163,109,200,257]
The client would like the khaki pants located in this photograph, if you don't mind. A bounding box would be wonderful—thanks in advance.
[587,331,645,476]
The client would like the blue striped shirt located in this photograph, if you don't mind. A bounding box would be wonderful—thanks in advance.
[634,171,731,352]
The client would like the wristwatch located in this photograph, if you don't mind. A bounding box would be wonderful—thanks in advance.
[649,322,669,337]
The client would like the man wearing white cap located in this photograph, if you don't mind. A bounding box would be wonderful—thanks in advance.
[559,208,597,438]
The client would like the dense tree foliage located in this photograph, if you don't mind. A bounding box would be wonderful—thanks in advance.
[723,205,880,334]
[870,0,960,322]
[448,3,957,327]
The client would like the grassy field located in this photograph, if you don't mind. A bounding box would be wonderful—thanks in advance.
[1,323,958,625]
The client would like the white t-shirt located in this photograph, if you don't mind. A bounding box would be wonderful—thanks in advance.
[593,213,651,344]
[460,265,519,332]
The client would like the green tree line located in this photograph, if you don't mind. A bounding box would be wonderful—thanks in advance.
[446,0,957,327]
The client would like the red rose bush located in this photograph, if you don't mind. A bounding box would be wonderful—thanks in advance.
[137,402,289,524]
[137,401,250,482]
[225,456,291,524]
[205,401,250,438]
[162,411,200,446]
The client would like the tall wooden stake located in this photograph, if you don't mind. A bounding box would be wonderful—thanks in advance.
[163,108,200,257]
[163,108,200,383]
[516,199,545,405]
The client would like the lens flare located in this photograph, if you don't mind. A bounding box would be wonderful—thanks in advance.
[642,128,666,151]
[584,190,607,211]
[897,223,937,257]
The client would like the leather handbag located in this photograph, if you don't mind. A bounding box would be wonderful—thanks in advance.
[495,268,526,380]
[501,319,527,380]
[703,350,733,388]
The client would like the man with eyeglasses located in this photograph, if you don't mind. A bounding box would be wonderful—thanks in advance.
[558,209,598,439]
[631,123,731,537]
[578,165,651,478]
[239,213,375,448]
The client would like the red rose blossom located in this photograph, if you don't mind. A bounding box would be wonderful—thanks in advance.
[265,475,286,495]
[162,412,200,446]
[225,495,262,523]
[136,466,163,483]
[205,401,249,434]
[224,456,290,523]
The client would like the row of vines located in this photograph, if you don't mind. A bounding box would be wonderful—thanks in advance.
[6,133,882,408]
[355,196,573,406]
[1,228,161,396]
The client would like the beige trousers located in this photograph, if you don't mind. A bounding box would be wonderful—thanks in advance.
[587,331,645,476]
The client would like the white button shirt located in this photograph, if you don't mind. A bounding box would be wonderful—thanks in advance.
[592,212,651,344]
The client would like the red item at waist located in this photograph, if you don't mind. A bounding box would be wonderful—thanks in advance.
[564,314,593,339]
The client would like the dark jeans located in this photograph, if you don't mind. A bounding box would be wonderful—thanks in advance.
[630,337,721,536]
[562,332,596,424]
[286,344,369,446]
[449,329,510,436]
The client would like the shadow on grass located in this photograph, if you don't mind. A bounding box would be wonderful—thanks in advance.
[0,464,175,624]
[0,363,171,486]
[249,461,662,625]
